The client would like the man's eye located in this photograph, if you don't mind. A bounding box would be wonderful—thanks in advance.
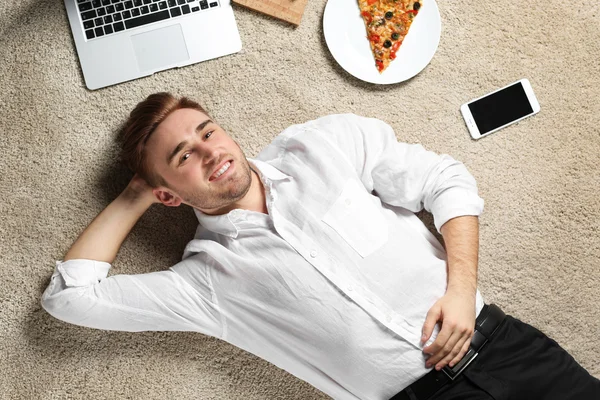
[204,131,213,139]
[180,153,191,164]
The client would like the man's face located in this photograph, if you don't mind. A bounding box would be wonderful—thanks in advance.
[145,108,252,213]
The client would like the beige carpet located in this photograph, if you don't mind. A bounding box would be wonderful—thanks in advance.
[1,0,599,398]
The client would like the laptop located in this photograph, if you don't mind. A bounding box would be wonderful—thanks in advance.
[65,0,242,90]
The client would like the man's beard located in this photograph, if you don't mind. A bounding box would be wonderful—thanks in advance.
[182,157,253,212]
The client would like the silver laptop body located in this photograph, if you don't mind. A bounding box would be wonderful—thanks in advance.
[65,0,242,90]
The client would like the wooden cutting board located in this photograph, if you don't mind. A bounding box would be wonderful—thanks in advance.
[232,0,309,26]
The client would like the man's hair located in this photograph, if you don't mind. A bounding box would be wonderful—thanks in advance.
[118,92,208,187]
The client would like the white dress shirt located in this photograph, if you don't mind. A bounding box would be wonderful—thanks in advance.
[42,114,485,400]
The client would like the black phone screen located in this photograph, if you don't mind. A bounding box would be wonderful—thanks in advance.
[468,82,534,134]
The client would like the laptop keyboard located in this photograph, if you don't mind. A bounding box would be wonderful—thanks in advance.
[78,0,219,40]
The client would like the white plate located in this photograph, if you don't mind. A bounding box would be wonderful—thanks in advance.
[323,0,441,84]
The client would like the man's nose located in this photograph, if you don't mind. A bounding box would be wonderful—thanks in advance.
[195,143,220,165]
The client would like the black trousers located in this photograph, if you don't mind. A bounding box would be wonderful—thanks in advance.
[427,315,600,400]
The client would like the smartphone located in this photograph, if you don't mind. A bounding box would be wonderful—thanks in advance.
[461,79,540,140]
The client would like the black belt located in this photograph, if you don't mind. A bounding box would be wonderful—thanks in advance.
[390,304,506,400]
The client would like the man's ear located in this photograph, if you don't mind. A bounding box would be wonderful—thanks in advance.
[152,187,182,207]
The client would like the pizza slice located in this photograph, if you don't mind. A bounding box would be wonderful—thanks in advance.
[357,0,422,73]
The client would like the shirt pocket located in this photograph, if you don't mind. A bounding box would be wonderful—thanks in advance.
[322,179,389,258]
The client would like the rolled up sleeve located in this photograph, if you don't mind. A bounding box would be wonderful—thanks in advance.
[300,113,484,233]
[41,258,223,337]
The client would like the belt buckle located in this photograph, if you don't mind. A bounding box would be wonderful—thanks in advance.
[441,348,478,381]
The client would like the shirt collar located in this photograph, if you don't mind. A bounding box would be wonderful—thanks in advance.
[193,158,290,238]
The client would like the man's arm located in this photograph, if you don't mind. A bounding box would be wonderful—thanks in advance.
[64,174,158,263]
[41,175,223,336]
[421,215,479,370]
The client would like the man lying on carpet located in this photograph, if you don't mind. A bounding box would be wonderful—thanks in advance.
[41,93,600,400]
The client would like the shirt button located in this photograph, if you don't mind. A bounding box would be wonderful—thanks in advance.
[345,198,352,206]
[386,315,392,323]
[347,286,354,292]
[310,250,318,258]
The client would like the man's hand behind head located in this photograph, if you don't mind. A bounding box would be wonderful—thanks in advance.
[63,173,159,263]
[123,174,161,207]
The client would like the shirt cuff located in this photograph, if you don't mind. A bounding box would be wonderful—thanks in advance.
[430,189,485,233]
[55,259,111,287]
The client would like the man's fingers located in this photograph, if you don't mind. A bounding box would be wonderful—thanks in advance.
[449,337,472,368]
[425,330,460,368]
[435,333,471,370]
[421,295,477,369]
[421,305,441,345]
[423,314,454,356]
[433,328,474,370]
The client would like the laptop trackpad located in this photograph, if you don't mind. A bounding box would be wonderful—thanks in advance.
[131,24,189,72]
